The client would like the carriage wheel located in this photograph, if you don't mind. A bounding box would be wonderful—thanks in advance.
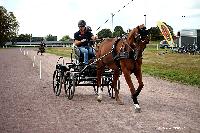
[64,72,76,100]
[53,69,62,96]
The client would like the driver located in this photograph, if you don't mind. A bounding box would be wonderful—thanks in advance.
[74,20,97,65]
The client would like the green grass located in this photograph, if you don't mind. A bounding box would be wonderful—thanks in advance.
[143,42,200,87]
[46,44,200,88]
[46,47,73,57]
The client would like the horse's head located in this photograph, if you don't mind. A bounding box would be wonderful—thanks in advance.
[136,24,150,44]
[127,24,150,50]
[126,24,149,60]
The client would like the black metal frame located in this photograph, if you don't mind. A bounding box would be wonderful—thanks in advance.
[52,47,120,100]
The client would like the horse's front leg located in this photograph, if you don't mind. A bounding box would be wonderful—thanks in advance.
[133,59,144,97]
[134,68,143,97]
[120,61,141,112]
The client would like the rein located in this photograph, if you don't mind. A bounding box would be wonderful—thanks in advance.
[81,45,114,72]
[90,37,140,65]
[82,36,143,72]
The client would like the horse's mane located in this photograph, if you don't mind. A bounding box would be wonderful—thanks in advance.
[127,29,135,46]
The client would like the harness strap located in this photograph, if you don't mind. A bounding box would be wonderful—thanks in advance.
[112,38,122,68]
[85,37,138,72]
[112,38,137,69]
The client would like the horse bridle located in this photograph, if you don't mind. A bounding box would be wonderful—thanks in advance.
[134,27,149,43]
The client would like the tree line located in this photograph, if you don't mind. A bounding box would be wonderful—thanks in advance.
[0,6,19,46]
[16,34,58,42]
[1,6,175,47]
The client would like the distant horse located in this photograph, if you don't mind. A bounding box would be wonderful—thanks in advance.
[96,24,149,112]
[37,42,46,55]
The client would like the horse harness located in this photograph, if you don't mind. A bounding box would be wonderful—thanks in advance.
[111,37,141,69]
[92,36,143,70]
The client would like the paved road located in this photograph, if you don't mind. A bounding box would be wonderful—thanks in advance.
[0,48,200,133]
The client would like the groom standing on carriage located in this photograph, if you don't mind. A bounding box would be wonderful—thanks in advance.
[74,20,97,65]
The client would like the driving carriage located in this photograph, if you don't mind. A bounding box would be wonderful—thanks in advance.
[53,24,149,112]
[52,42,120,100]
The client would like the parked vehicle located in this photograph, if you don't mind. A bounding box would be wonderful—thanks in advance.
[160,40,170,49]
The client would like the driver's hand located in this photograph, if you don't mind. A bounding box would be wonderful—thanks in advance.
[80,39,86,42]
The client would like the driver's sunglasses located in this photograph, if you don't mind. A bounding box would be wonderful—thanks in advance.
[79,26,85,28]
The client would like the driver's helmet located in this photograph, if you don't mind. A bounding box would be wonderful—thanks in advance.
[78,20,86,27]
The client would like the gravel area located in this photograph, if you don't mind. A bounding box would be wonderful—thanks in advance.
[0,48,199,133]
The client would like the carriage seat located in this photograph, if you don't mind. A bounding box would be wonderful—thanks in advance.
[73,45,95,63]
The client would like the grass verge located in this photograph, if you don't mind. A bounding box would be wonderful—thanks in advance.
[143,42,200,87]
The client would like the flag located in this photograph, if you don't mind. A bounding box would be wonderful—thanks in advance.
[157,21,174,47]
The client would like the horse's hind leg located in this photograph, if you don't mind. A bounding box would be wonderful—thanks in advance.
[112,70,123,105]
[97,66,104,102]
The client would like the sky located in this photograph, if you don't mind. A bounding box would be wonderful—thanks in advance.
[1,0,200,40]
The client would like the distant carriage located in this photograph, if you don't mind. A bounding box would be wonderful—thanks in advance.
[37,42,46,55]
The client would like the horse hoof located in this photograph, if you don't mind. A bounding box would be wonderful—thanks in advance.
[117,100,124,105]
[97,99,102,102]
[97,95,102,102]
[134,104,141,113]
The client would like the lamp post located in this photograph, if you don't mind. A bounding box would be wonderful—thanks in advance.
[182,15,186,29]
[30,34,32,45]
[111,13,115,37]
[179,16,186,48]
[111,13,114,32]
[144,14,146,27]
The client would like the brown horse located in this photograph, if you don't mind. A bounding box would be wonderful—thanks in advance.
[96,24,149,112]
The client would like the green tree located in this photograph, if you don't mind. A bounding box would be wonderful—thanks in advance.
[45,34,57,41]
[149,22,175,41]
[112,26,125,37]
[149,27,163,41]
[59,35,70,41]
[0,6,19,46]
[97,28,112,39]
[17,34,31,42]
